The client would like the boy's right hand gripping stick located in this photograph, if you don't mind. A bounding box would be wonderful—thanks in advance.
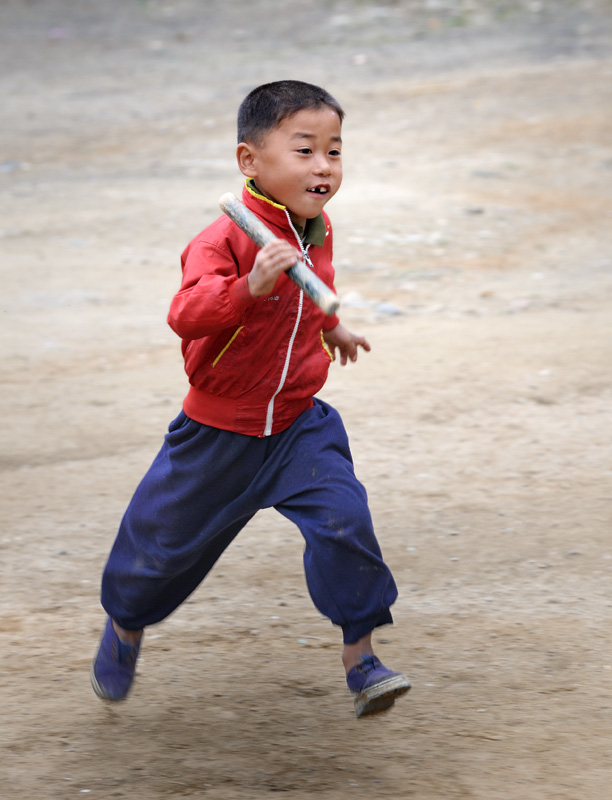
[219,193,340,316]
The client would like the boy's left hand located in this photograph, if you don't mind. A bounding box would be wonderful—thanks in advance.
[323,323,371,366]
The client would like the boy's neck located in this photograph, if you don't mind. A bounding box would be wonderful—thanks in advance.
[251,179,304,237]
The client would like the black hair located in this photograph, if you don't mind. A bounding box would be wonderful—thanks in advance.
[237,80,345,144]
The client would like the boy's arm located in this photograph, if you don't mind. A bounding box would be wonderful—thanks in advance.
[168,240,256,339]
[168,237,304,340]
[323,323,371,366]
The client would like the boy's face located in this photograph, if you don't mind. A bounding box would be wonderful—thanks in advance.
[237,106,343,229]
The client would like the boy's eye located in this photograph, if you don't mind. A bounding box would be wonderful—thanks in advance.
[297,147,312,154]
[329,149,341,157]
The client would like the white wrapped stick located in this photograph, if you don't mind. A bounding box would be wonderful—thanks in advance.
[219,192,340,316]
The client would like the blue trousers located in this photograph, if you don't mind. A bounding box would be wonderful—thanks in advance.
[101,399,397,644]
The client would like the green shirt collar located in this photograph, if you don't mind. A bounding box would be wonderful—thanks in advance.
[295,213,326,247]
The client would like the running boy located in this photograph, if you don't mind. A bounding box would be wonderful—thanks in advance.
[91,80,410,718]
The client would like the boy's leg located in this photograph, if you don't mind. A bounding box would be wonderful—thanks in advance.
[92,412,266,700]
[271,400,397,642]
[268,399,410,716]
[100,412,266,629]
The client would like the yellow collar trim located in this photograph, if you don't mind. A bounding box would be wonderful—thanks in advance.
[245,179,286,210]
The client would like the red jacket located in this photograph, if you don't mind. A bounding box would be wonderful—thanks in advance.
[167,181,340,436]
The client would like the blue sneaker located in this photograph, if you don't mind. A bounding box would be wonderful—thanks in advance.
[90,617,142,701]
[346,654,411,718]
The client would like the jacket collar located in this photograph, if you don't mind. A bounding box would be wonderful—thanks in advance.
[243,179,326,247]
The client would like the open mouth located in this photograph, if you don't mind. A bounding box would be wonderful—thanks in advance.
[307,186,329,195]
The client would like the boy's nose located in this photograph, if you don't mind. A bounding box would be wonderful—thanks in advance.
[313,155,331,175]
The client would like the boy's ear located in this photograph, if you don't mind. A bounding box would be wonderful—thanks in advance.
[236,142,257,177]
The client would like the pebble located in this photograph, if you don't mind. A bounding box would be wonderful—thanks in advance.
[375,302,403,316]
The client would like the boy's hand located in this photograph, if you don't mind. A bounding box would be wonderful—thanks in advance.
[323,323,371,366]
[248,240,302,298]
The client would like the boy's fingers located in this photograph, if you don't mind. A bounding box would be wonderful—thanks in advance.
[267,244,301,272]
[341,344,357,365]
[256,244,299,273]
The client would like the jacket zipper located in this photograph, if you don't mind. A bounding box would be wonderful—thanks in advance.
[263,212,312,436]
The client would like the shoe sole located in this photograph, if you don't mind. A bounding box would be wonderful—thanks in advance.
[354,674,411,718]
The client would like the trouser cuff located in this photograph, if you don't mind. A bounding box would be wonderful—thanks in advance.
[341,609,394,645]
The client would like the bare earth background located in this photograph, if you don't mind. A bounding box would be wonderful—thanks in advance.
[1,1,612,798]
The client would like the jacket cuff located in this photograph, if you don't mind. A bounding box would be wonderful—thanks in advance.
[322,313,340,331]
[228,275,258,312]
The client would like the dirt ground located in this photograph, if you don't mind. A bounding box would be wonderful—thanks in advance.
[2,1,612,798]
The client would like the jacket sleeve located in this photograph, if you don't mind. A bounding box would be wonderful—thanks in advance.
[321,312,340,331]
[167,239,258,339]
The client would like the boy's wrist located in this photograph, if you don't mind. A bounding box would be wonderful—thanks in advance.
[246,272,261,298]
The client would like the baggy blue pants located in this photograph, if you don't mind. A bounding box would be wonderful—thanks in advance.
[101,399,397,644]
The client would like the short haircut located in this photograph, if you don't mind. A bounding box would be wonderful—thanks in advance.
[237,80,345,145]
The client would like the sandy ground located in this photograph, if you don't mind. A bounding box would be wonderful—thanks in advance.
[2,1,612,798]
